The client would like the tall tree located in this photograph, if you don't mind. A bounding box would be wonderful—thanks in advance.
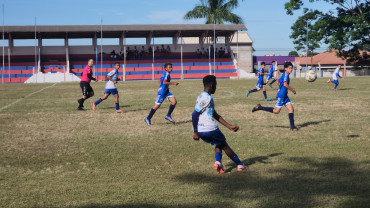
[285,0,369,64]
[184,0,245,24]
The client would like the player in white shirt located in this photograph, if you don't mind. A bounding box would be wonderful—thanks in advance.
[91,62,125,113]
[192,75,247,174]
[327,65,343,90]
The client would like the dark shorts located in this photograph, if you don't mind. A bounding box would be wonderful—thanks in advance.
[198,128,226,146]
[80,81,94,97]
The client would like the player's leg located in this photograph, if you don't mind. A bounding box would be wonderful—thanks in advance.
[213,145,225,174]
[269,77,277,86]
[252,97,282,114]
[113,90,125,113]
[262,85,271,101]
[246,83,261,97]
[92,91,110,112]
[78,82,90,110]
[145,95,163,125]
[222,142,247,171]
[285,102,297,130]
[165,95,176,123]
[333,80,339,90]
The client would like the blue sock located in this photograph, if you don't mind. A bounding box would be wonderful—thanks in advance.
[334,84,338,89]
[270,79,276,85]
[94,98,102,106]
[147,108,156,120]
[115,103,119,110]
[261,106,274,113]
[231,154,243,165]
[167,104,176,116]
[249,89,258,93]
[289,113,295,129]
[263,91,267,99]
[215,152,222,163]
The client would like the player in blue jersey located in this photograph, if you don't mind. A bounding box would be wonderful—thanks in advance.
[327,65,343,90]
[246,62,272,101]
[91,62,125,113]
[192,75,247,174]
[266,61,279,88]
[144,63,179,125]
[251,62,298,131]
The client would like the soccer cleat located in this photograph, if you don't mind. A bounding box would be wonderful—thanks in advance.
[165,115,175,123]
[116,109,125,114]
[77,107,84,111]
[213,161,225,174]
[246,90,250,97]
[237,164,248,172]
[290,127,299,131]
[252,104,262,112]
[265,98,272,101]
[144,117,151,126]
[327,79,331,83]
[91,103,96,112]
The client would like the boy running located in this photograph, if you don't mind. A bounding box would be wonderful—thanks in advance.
[266,60,279,88]
[246,62,272,101]
[327,65,343,90]
[144,63,179,125]
[251,62,298,131]
[192,75,247,174]
[77,59,97,110]
[91,62,125,113]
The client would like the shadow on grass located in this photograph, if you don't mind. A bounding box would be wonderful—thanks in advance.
[337,88,353,91]
[272,119,331,129]
[99,105,133,109]
[53,202,229,208]
[347,134,360,138]
[175,120,192,125]
[175,156,370,208]
[225,153,284,172]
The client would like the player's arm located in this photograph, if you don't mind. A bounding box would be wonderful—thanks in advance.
[192,110,201,140]
[87,73,97,81]
[106,75,117,84]
[213,110,239,132]
[338,74,343,79]
[163,80,179,86]
[283,82,296,94]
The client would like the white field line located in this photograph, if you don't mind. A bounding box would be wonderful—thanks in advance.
[0,83,57,113]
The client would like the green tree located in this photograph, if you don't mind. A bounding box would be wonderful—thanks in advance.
[184,0,245,24]
[285,0,369,64]
[288,51,299,57]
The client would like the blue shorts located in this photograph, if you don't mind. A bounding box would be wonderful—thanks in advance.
[155,92,174,104]
[104,88,118,95]
[275,96,291,108]
[256,81,266,90]
[331,80,339,84]
[198,128,226,146]
[266,74,274,81]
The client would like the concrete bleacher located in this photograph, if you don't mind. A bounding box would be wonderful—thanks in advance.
[1,49,237,83]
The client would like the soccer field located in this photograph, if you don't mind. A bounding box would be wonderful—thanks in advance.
[1,77,369,208]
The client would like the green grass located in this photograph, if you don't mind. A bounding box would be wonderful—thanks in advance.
[0,77,369,208]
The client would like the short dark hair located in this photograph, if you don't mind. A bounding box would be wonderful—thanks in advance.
[271,60,276,63]
[284,61,293,69]
[261,62,265,65]
[164,63,172,68]
[114,62,120,66]
[203,75,217,87]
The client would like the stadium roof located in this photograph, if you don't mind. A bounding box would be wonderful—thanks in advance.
[1,24,247,39]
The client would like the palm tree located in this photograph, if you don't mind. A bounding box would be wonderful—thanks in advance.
[184,0,244,24]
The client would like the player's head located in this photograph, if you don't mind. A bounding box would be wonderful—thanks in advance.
[164,63,173,72]
[337,64,341,69]
[261,62,265,67]
[284,62,293,74]
[271,61,276,65]
[114,62,120,69]
[88,59,94,66]
[203,75,217,94]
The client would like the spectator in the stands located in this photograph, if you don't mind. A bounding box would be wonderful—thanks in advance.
[196,49,202,59]
[155,46,160,53]
[166,45,171,53]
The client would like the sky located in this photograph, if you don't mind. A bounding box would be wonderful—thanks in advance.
[0,0,336,56]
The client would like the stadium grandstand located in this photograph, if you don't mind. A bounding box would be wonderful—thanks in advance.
[0,24,253,83]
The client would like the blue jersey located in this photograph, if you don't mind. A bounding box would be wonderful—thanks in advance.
[157,71,170,95]
[268,65,274,76]
[277,72,290,98]
[257,67,264,84]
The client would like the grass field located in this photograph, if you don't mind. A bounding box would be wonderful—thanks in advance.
[1,77,369,208]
